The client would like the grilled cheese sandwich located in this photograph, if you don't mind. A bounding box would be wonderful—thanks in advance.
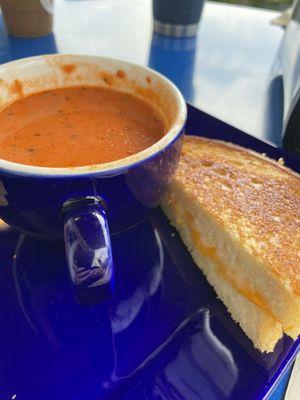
[162,136,300,352]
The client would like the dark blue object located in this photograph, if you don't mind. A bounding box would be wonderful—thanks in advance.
[0,105,299,400]
[0,55,185,300]
[153,0,204,25]
[153,0,204,37]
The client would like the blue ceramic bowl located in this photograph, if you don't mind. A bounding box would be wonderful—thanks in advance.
[0,54,186,296]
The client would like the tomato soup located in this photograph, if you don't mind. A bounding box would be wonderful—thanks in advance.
[0,86,166,167]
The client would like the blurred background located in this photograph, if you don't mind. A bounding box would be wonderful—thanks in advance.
[215,0,291,11]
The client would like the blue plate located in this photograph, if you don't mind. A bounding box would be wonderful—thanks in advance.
[0,105,299,400]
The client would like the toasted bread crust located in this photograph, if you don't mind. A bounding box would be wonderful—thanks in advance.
[174,136,300,295]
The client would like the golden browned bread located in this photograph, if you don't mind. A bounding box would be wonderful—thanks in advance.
[162,135,300,352]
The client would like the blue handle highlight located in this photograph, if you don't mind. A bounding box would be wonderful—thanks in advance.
[63,196,114,304]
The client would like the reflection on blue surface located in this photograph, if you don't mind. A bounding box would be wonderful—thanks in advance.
[0,19,57,64]
[0,198,299,400]
[0,149,288,394]
[143,308,239,400]
[149,34,196,103]
[268,368,291,400]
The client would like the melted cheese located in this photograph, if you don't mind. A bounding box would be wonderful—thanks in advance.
[186,213,278,321]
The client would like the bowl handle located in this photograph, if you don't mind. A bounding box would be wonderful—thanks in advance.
[63,196,114,304]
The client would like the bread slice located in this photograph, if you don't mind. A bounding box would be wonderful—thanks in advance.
[162,136,300,352]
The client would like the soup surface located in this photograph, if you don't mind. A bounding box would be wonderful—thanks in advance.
[0,86,166,167]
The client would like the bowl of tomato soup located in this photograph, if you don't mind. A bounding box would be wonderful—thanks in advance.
[0,54,186,294]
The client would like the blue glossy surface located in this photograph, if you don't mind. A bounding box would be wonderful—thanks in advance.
[0,107,299,400]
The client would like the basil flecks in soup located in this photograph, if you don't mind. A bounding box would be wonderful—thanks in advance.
[0,86,166,167]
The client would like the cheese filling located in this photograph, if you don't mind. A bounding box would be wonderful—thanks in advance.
[185,213,279,322]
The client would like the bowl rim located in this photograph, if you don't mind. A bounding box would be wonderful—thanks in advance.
[0,54,187,177]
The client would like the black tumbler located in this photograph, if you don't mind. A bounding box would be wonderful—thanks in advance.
[153,0,204,37]
[283,88,300,156]
[278,1,300,156]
